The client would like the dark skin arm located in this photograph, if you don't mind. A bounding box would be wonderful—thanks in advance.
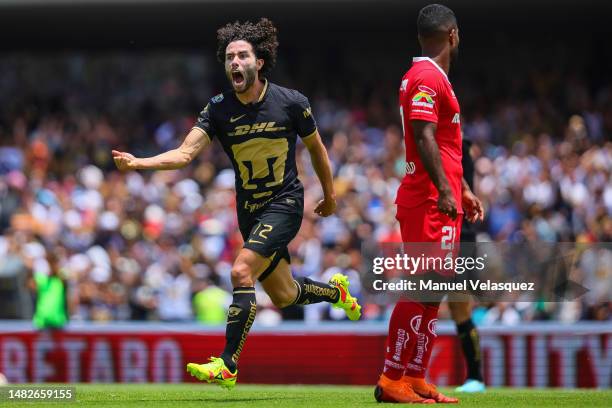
[411,120,457,219]
[461,177,485,223]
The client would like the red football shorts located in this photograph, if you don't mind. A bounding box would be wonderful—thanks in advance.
[396,201,463,276]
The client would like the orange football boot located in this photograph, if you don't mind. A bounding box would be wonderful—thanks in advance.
[403,376,459,403]
[374,374,436,404]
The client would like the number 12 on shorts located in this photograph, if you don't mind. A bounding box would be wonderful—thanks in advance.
[441,226,456,250]
[253,223,273,240]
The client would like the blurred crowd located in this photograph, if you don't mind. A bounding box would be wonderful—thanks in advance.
[0,53,609,326]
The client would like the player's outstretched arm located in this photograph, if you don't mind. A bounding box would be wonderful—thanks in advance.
[112,128,211,171]
[302,130,336,217]
[411,119,457,219]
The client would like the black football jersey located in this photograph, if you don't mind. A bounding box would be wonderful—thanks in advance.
[194,80,317,215]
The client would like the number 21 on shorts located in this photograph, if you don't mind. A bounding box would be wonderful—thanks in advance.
[441,226,456,250]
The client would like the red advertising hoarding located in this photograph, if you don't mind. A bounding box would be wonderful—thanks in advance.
[0,323,609,388]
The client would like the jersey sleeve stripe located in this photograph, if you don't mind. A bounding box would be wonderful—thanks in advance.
[300,129,318,141]
[191,126,212,142]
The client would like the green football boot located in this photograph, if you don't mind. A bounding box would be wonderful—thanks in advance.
[186,357,237,389]
[329,273,362,321]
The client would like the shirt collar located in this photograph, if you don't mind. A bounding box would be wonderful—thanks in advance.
[412,57,448,79]
[257,78,269,103]
[235,78,269,106]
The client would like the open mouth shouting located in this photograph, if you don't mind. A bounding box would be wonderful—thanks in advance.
[231,70,245,88]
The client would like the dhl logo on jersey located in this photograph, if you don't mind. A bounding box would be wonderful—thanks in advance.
[228,122,287,136]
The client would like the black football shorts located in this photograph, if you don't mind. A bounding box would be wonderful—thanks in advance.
[238,197,303,281]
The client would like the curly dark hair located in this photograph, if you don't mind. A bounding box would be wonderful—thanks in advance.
[216,18,279,76]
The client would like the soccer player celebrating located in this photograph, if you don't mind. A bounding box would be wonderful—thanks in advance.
[375,4,483,404]
[112,18,361,389]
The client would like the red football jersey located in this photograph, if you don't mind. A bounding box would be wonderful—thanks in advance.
[396,57,463,213]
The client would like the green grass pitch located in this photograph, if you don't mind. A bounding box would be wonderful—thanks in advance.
[2,384,611,407]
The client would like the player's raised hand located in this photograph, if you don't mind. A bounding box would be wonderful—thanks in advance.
[112,150,139,171]
[314,196,336,217]
[462,189,485,223]
[438,189,458,220]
